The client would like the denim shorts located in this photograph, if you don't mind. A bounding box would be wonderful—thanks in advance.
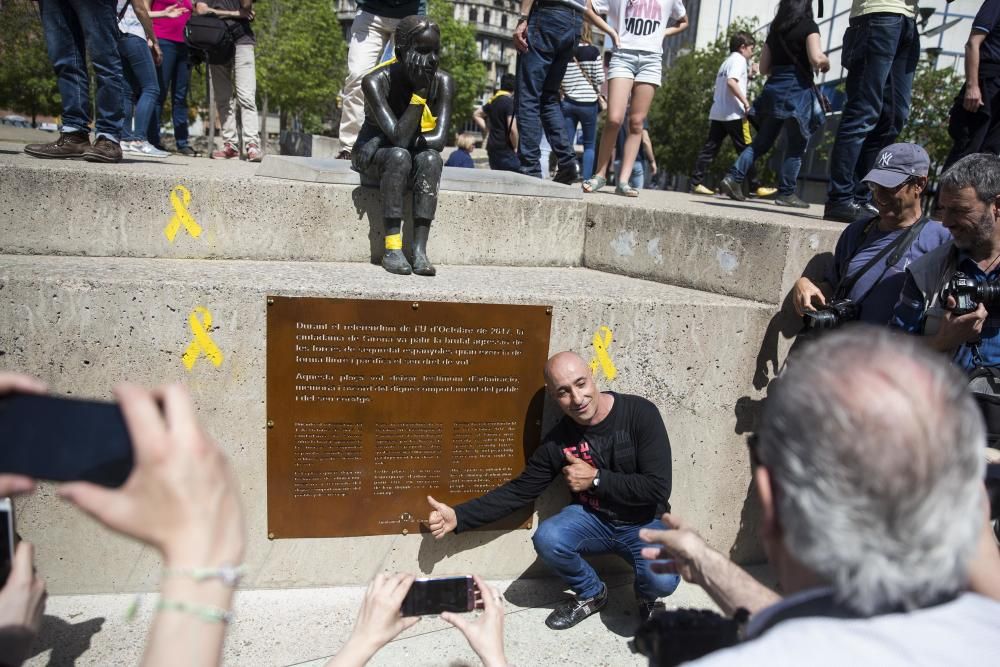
[606,49,662,86]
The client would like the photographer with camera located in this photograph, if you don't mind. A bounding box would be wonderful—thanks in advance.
[792,143,950,332]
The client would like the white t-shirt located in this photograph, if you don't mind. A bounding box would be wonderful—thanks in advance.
[593,0,687,54]
[709,51,748,121]
[116,1,146,39]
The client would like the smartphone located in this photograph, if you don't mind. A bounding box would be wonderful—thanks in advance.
[0,498,15,585]
[0,394,134,487]
[401,575,477,616]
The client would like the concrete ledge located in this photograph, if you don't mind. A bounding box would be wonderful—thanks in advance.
[584,191,844,305]
[0,148,585,267]
[1,255,773,595]
[258,154,584,200]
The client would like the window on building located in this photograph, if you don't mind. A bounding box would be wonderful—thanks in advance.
[501,13,507,28]
[481,37,490,59]
[469,7,477,22]
[484,10,491,25]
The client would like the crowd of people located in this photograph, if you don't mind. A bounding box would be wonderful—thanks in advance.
[22,0,261,164]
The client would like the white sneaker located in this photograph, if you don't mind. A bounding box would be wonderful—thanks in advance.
[120,140,140,153]
[135,141,169,158]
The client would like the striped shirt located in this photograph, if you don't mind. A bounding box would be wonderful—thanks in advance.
[561,44,604,103]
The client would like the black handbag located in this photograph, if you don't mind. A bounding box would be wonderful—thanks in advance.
[184,15,236,65]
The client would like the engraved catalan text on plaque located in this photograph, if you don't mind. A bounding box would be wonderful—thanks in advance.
[266,297,552,538]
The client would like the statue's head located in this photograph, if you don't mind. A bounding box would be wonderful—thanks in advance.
[394,15,441,91]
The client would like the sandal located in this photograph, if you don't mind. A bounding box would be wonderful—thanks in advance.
[615,183,639,197]
[582,175,606,193]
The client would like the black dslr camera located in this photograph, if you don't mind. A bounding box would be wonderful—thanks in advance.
[940,272,1000,316]
[802,299,860,331]
[631,608,749,666]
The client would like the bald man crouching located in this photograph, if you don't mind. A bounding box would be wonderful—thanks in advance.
[427,351,679,630]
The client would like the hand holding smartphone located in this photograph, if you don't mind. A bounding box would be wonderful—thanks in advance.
[400,575,479,617]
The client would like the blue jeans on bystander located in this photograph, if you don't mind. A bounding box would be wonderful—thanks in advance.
[827,13,919,206]
[152,39,193,148]
[515,4,582,178]
[38,0,124,141]
[729,115,808,196]
[118,33,160,143]
[562,98,598,180]
[532,504,681,602]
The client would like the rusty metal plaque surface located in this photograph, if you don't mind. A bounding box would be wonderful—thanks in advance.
[266,297,552,538]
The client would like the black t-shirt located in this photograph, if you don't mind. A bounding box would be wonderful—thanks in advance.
[974,0,1000,66]
[204,0,255,45]
[766,18,819,72]
[454,392,673,531]
[575,43,600,62]
[482,92,515,154]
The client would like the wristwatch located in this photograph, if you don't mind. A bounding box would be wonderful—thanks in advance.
[517,14,529,24]
[592,471,601,488]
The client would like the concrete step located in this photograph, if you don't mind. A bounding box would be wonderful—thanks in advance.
[1,255,772,595]
[0,145,586,268]
[28,571,749,666]
[2,144,844,305]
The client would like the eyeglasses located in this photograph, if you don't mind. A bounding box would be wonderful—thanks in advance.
[867,177,915,193]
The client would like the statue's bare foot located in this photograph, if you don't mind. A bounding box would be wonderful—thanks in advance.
[382,249,413,275]
[412,251,436,276]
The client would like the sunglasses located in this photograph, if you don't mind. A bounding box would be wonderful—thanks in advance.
[867,177,915,193]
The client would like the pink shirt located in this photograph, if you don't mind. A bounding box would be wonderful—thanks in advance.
[151,0,193,44]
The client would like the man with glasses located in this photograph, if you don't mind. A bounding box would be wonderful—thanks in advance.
[790,143,950,326]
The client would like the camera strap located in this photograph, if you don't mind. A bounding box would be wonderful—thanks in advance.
[834,217,929,301]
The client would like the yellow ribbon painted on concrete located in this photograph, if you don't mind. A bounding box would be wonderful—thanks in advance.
[182,306,223,370]
[163,185,202,243]
[385,233,403,250]
[588,326,618,381]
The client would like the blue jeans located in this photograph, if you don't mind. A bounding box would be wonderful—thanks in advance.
[613,159,644,189]
[488,149,521,172]
[562,98,598,179]
[38,0,124,141]
[118,33,160,143]
[516,5,582,177]
[531,504,681,601]
[827,13,919,205]
[152,40,192,148]
[729,115,808,196]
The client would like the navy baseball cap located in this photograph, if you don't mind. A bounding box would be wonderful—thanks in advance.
[862,143,930,188]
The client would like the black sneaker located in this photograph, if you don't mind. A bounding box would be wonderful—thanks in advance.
[637,598,666,623]
[718,175,745,201]
[823,200,863,223]
[774,193,810,209]
[544,584,607,630]
[176,145,201,157]
[552,161,581,185]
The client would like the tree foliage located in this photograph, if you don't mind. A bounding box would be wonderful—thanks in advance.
[254,0,347,131]
[0,0,61,125]
[898,59,963,182]
[647,18,760,184]
[429,0,486,133]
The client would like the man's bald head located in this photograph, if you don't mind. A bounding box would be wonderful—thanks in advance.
[544,351,591,386]
[545,351,603,425]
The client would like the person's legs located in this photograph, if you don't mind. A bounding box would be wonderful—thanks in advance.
[616,82,655,193]
[579,101,598,180]
[944,89,991,170]
[689,120,728,189]
[588,75,632,187]
[338,11,395,154]
[724,118,763,194]
[729,115,782,183]
[562,98,582,172]
[118,34,160,145]
[516,6,579,177]
[826,14,908,207]
[488,150,521,172]
[117,35,142,143]
[210,60,237,148]
[539,14,582,171]
[151,39,176,147]
[614,518,681,603]
[37,0,90,134]
[629,160,644,189]
[233,44,261,150]
[531,504,612,599]
[71,0,124,142]
[778,118,808,196]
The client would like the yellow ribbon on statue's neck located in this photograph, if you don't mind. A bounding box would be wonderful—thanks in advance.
[367,56,437,133]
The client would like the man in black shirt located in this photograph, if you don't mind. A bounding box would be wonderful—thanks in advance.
[427,351,679,630]
[474,74,520,172]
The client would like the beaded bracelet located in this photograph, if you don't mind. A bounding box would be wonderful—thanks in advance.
[156,597,233,624]
[162,564,245,587]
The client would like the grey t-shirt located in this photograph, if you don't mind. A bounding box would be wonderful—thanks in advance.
[204,0,255,45]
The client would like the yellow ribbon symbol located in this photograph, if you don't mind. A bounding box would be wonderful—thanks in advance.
[163,185,202,243]
[589,326,618,381]
[181,307,223,370]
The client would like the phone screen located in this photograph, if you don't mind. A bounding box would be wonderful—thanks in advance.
[400,576,474,616]
[0,500,14,585]
[0,394,134,487]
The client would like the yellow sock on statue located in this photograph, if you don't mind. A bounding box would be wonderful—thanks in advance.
[385,233,403,250]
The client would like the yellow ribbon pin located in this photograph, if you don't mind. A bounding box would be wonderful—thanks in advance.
[181,306,223,370]
[164,185,202,243]
[589,326,618,381]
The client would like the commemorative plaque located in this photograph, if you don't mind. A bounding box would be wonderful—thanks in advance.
[266,297,552,538]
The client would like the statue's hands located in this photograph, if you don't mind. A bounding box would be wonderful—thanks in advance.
[404,52,437,97]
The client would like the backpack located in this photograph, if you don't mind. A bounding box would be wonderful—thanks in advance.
[184,14,235,65]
